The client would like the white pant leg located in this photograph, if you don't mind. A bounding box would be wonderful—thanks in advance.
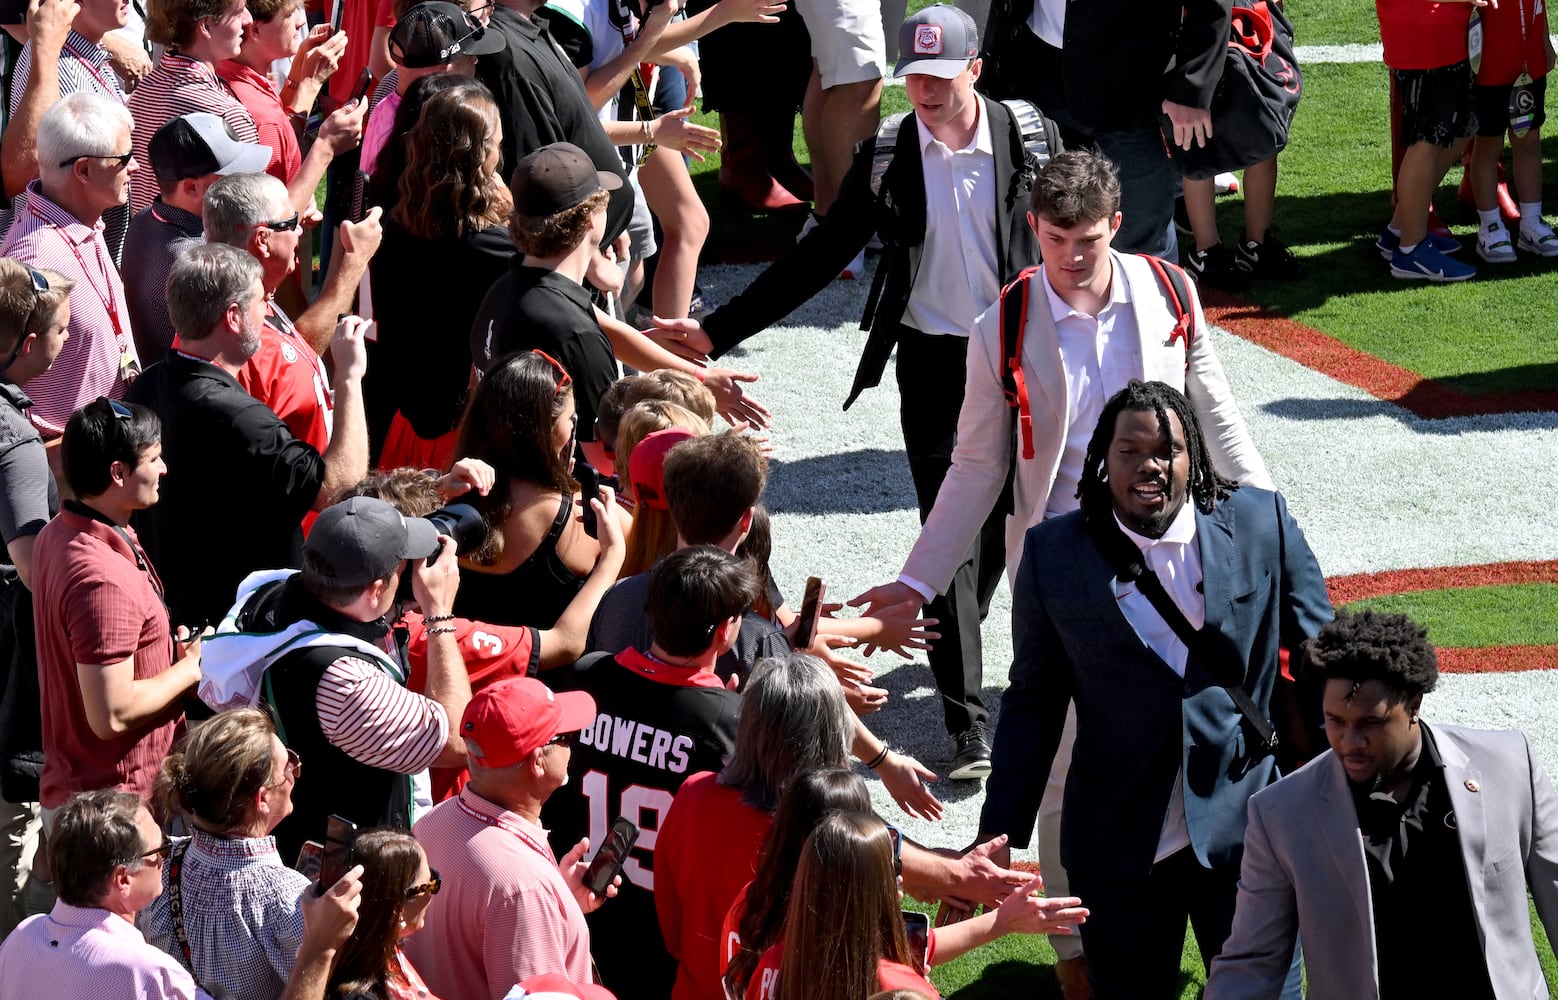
[1039,705,1081,960]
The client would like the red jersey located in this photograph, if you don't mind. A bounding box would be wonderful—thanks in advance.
[327,0,398,106]
[1474,0,1549,85]
[1376,0,1472,70]
[237,305,332,454]
[744,940,940,1000]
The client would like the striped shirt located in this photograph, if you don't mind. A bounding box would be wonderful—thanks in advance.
[316,654,448,775]
[138,830,309,1000]
[128,52,258,214]
[0,181,138,437]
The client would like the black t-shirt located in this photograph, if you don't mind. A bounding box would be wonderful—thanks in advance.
[368,220,514,439]
[476,6,632,243]
[469,262,616,443]
[543,647,740,998]
[127,353,325,628]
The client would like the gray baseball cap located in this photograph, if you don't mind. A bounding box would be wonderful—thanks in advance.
[304,497,441,588]
[893,4,979,80]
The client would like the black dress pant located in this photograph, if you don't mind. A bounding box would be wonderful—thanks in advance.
[893,326,1006,736]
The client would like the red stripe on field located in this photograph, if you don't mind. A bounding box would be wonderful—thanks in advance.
[1200,294,1558,419]
[1327,560,1558,604]
[1437,645,1558,673]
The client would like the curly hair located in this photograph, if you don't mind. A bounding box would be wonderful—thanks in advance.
[368,73,472,212]
[1302,607,1439,700]
[391,82,513,240]
[1030,148,1121,227]
[1077,379,1236,525]
[508,189,608,258]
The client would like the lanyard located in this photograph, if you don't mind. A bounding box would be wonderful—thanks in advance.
[38,213,125,342]
[456,795,556,864]
[64,44,119,98]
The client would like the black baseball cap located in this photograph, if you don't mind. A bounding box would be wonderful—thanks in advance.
[389,1,506,68]
[148,113,272,183]
[510,142,623,217]
[304,497,442,588]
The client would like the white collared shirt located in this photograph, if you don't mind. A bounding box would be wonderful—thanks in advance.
[1026,0,1065,47]
[1113,501,1204,863]
[902,102,1001,339]
[1043,259,1140,518]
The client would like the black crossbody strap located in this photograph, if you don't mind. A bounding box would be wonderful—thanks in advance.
[168,840,203,986]
[1085,513,1278,752]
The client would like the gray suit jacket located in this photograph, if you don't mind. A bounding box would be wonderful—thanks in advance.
[1205,724,1558,999]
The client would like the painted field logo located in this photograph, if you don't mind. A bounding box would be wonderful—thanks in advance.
[914,24,942,55]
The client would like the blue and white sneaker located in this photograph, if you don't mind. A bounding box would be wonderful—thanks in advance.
[1376,226,1462,260]
[1390,241,1477,282]
[1517,219,1558,257]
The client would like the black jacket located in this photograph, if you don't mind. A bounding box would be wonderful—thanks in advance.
[700,96,1042,410]
[978,0,1231,132]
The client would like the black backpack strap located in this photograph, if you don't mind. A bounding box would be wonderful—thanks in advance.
[1083,511,1279,754]
[1143,255,1196,360]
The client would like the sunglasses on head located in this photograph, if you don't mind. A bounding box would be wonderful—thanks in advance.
[531,349,573,398]
[0,269,50,372]
[884,822,903,877]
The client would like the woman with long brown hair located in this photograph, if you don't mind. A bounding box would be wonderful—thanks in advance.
[451,350,627,628]
[367,77,516,472]
[327,829,443,1000]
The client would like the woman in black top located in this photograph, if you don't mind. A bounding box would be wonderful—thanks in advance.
[452,351,631,628]
[367,78,515,471]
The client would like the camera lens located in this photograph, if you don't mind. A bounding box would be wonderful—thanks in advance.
[424,504,485,559]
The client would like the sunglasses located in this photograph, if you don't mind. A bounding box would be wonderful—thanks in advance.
[545,730,578,748]
[405,868,442,899]
[531,349,572,399]
[260,212,301,233]
[58,150,134,169]
[266,748,303,788]
[0,269,49,372]
[885,823,903,877]
[137,838,175,867]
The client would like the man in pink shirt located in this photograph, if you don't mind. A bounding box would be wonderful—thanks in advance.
[406,677,618,1000]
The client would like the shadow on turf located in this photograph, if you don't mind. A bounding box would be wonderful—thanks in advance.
[945,959,1201,999]
[1259,391,1558,431]
[765,448,917,514]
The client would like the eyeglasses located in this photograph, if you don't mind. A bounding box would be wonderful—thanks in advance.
[137,838,175,867]
[405,868,442,899]
[884,822,903,877]
[266,748,303,788]
[0,269,48,373]
[545,730,577,749]
[105,398,133,421]
[259,212,301,233]
[58,150,134,169]
[531,349,572,399]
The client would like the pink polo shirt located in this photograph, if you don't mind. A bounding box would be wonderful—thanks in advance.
[0,901,211,999]
[405,788,593,1000]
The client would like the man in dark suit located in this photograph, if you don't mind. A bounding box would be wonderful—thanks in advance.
[1207,609,1558,1000]
[694,3,1059,780]
[977,0,1231,259]
[978,379,1330,998]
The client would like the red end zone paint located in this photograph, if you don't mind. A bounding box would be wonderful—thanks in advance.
[1325,560,1558,674]
[1200,294,1558,419]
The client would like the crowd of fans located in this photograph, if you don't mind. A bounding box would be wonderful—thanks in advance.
[0,0,1554,996]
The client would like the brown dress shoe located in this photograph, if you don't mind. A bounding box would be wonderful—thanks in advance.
[1055,954,1091,1000]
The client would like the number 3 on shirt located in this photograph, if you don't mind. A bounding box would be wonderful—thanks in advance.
[581,771,672,890]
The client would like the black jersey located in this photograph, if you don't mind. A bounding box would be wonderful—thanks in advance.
[543,647,740,999]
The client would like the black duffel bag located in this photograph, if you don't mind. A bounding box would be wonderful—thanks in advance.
[1160,0,1303,179]
[0,570,42,804]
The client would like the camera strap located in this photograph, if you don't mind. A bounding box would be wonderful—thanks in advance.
[167,840,205,990]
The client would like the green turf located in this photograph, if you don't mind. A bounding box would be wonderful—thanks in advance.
[1286,0,1381,47]
[1346,583,1558,648]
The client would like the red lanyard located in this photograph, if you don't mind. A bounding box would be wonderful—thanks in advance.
[63,44,119,98]
[456,794,557,864]
[38,214,124,342]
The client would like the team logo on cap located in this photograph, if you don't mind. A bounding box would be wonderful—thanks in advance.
[913,24,942,55]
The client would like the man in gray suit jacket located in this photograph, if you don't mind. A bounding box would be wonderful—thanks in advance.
[1207,608,1558,999]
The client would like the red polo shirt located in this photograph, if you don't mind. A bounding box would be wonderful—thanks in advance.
[217,59,302,183]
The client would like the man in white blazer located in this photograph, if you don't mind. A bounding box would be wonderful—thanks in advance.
[1206,608,1558,999]
[853,148,1271,995]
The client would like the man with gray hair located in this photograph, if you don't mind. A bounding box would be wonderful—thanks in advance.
[0,91,142,444]
[127,243,369,628]
[0,789,365,1000]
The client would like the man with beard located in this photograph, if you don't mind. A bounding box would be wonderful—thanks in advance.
[976,380,1330,998]
[126,243,368,627]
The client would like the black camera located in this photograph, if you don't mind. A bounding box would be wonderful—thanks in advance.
[396,504,484,604]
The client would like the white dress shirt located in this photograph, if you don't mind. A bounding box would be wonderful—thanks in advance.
[1113,502,1203,863]
[902,102,1001,339]
[1026,0,1065,47]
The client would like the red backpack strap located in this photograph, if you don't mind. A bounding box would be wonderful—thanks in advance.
[1143,255,1196,364]
[998,265,1043,460]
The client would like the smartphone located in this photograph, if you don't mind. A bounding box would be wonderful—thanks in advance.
[329,0,345,33]
[792,576,825,649]
[316,814,357,896]
[902,910,931,972]
[295,840,324,881]
[582,816,639,896]
[349,67,373,103]
[576,462,606,540]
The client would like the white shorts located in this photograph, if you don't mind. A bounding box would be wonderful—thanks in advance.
[795,0,887,88]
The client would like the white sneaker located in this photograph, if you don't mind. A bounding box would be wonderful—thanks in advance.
[1517,219,1558,257]
[1477,222,1517,263]
[839,249,867,280]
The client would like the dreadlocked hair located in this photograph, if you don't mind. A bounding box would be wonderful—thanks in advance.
[1301,607,1438,700]
[1076,379,1238,523]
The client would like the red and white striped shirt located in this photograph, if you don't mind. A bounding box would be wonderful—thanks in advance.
[314,654,448,775]
[127,51,258,214]
[0,182,138,437]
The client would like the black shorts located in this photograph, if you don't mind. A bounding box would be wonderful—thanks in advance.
[1474,74,1548,136]
[1394,61,1478,147]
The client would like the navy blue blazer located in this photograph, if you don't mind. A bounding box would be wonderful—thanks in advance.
[979,486,1332,879]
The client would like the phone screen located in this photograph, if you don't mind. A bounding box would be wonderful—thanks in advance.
[317,814,357,896]
[583,816,639,896]
[902,910,931,972]
[792,577,825,649]
[295,841,324,881]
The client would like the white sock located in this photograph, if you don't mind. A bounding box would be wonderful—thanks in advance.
[1478,208,1505,231]
[1519,202,1545,233]
[1398,242,1419,255]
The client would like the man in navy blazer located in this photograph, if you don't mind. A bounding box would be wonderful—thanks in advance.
[1206,609,1558,999]
[978,379,1330,997]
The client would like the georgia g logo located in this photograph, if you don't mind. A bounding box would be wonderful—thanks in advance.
[913,24,942,55]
